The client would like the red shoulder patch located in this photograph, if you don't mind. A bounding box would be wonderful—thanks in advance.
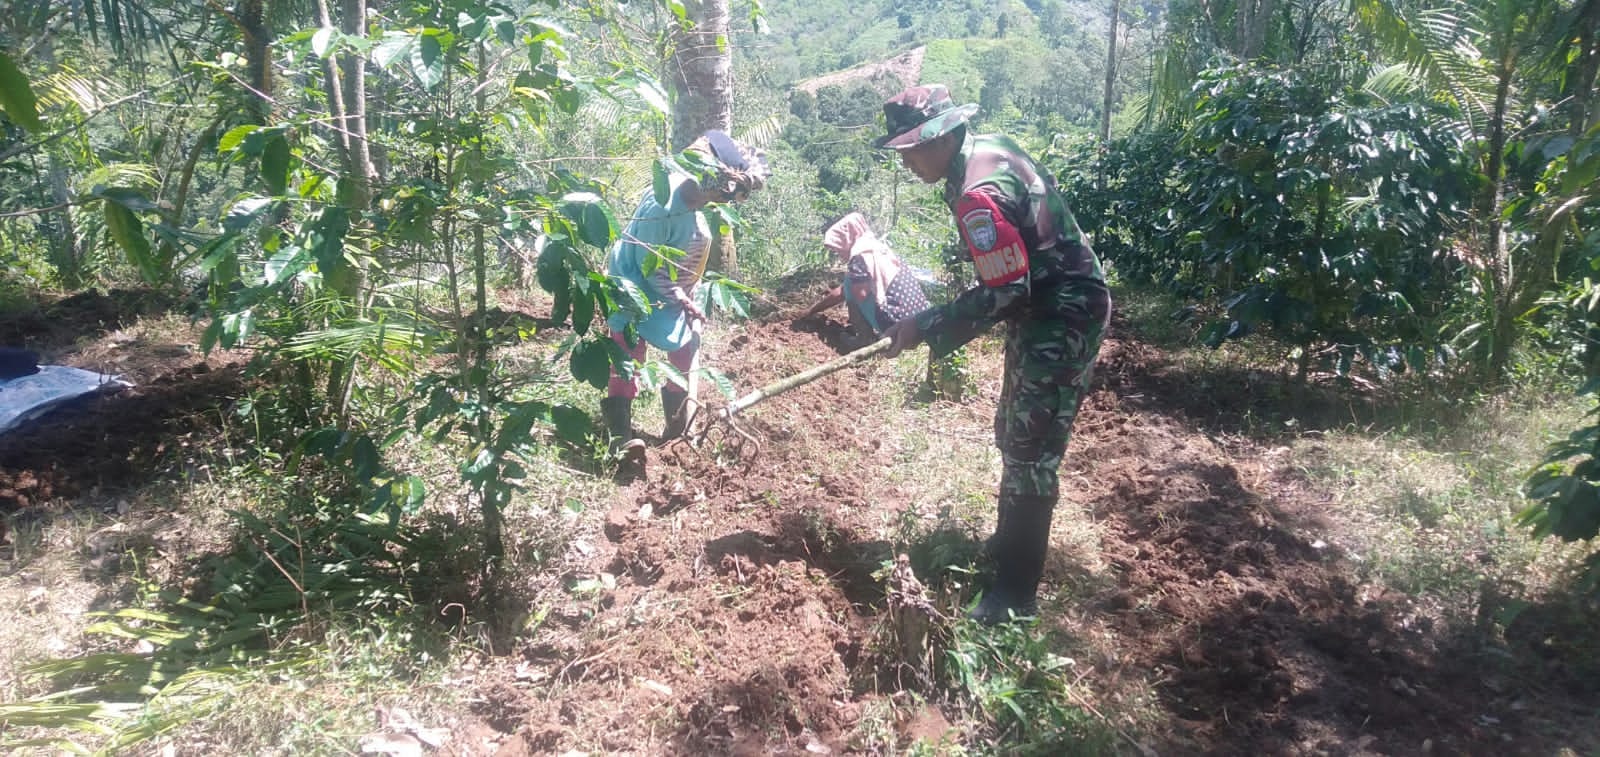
[956,191,1028,287]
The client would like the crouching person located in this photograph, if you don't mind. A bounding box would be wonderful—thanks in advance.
[795,211,930,349]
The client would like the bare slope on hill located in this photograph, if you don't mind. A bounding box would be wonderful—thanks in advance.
[794,46,924,95]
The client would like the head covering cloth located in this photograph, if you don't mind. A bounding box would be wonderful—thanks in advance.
[683,129,771,200]
[823,212,902,313]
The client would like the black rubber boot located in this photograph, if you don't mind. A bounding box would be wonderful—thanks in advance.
[661,389,690,440]
[601,396,645,477]
[980,497,1014,561]
[969,494,1056,625]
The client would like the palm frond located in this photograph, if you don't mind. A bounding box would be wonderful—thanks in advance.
[281,320,436,373]
[75,0,183,70]
[34,70,113,114]
[1349,0,1550,141]
[75,163,159,193]
[736,113,785,148]
[587,95,629,125]
[1361,63,1423,104]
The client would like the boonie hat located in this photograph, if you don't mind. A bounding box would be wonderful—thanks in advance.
[873,84,978,150]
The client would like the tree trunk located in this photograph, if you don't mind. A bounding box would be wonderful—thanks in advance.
[45,153,82,286]
[1098,0,1121,190]
[33,36,82,286]
[1485,54,1516,378]
[238,0,273,123]
[1572,0,1600,136]
[1234,0,1277,59]
[669,0,733,148]
[339,0,376,207]
[669,0,737,276]
[159,120,225,278]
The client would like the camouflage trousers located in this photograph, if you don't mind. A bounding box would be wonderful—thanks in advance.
[995,285,1111,500]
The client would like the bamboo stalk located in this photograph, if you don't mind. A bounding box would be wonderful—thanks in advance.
[722,336,891,418]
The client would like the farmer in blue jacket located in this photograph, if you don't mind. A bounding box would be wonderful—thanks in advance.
[603,131,769,474]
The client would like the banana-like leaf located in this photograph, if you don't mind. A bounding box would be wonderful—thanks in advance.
[0,49,43,132]
[103,201,160,283]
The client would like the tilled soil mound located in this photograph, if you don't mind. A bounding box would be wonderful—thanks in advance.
[1074,339,1513,753]
[495,305,1579,756]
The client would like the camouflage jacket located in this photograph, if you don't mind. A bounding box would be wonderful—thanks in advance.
[913,133,1108,358]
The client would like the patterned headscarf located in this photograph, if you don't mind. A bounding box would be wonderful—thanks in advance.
[822,212,901,310]
[684,130,771,201]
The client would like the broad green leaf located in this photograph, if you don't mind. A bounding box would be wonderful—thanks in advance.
[458,12,485,40]
[104,203,158,283]
[640,361,687,392]
[610,276,652,320]
[571,285,595,336]
[217,124,259,153]
[260,133,290,196]
[529,18,572,40]
[0,49,42,133]
[311,27,338,57]
[411,33,445,90]
[372,33,416,68]
[200,320,223,354]
[642,245,684,278]
[464,448,496,476]
[92,186,161,212]
[308,208,350,272]
[537,238,573,323]
[561,192,618,248]
[351,436,381,480]
[553,87,580,115]
[570,337,612,390]
[264,245,308,286]
[630,74,670,115]
[403,475,427,513]
[225,197,273,231]
[220,309,255,347]
[652,159,671,205]
[551,405,591,444]
[695,281,713,317]
[704,367,736,399]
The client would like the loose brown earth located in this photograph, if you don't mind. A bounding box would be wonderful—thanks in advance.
[0,290,247,513]
[2,285,1595,755]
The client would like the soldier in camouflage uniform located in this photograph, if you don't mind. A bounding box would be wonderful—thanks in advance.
[875,84,1112,625]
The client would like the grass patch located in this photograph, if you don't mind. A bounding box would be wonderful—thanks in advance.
[1293,390,1592,609]
[0,409,587,755]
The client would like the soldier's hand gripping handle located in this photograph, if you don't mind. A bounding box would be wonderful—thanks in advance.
[883,318,924,358]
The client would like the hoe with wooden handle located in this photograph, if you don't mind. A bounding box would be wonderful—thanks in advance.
[686,336,892,457]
